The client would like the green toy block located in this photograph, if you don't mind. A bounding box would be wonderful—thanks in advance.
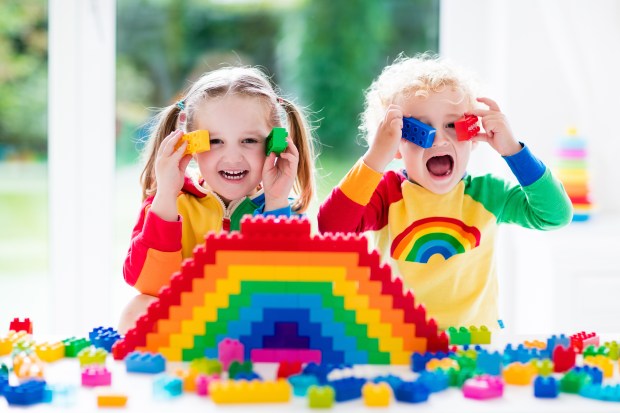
[308,385,335,408]
[583,345,610,358]
[228,360,253,378]
[604,341,619,360]
[266,127,288,155]
[63,337,91,357]
[190,357,222,375]
[447,326,471,345]
[560,371,592,394]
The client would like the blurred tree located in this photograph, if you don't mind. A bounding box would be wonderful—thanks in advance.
[0,0,48,157]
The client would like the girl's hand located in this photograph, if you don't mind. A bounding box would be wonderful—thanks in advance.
[470,97,522,157]
[150,130,191,221]
[262,136,299,212]
[363,104,403,172]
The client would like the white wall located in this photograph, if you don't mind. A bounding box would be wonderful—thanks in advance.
[441,0,620,333]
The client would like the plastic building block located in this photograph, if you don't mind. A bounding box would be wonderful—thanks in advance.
[560,369,592,393]
[218,338,244,370]
[502,362,537,385]
[195,374,220,396]
[209,379,292,404]
[228,360,253,378]
[448,326,471,345]
[469,326,491,345]
[77,346,107,366]
[4,380,46,406]
[426,357,458,372]
[233,371,262,381]
[362,382,390,407]
[153,374,183,398]
[451,114,479,141]
[603,341,620,360]
[126,351,166,374]
[307,385,335,408]
[584,355,613,378]
[0,336,13,356]
[410,351,452,372]
[13,352,44,379]
[266,127,288,155]
[277,360,303,378]
[89,327,122,352]
[552,345,576,373]
[523,340,546,350]
[462,375,504,400]
[35,341,65,363]
[417,370,449,393]
[328,377,365,402]
[497,319,505,329]
[583,345,610,358]
[477,350,502,376]
[534,376,559,398]
[570,331,599,353]
[394,381,430,403]
[62,337,90,357]
[546,334,570,353]
[580,384,620,402]
[175,129,210,155]
[173,368,199,392]
[81,365,112,387]
[401,117,435,148]
[97,393,128,407]
[190,358,222,375]
[46,384,77,407]
[530,358,554,376]
[9,317,33,334]
[289,374,319,396]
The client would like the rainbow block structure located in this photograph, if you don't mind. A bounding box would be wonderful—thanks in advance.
[554,127,593,222]
[113,216,448,364]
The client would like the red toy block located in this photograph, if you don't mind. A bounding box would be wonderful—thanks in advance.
[453,114,479,141]
[570,331,599,353]
[9,318,33,334]
[552,345,576,373]
[277,360,303,379]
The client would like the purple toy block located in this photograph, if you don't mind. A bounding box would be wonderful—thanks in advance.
[81,365,112,387]
[463,375,504,400]
[218,338,244,370]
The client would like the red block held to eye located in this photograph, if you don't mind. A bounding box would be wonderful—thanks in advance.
[453,115,480,141]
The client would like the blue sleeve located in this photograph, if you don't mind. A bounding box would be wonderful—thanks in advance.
[503,142,547,187]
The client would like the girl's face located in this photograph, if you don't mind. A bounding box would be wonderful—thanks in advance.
[193,94,272,204]
[395,88,475,194]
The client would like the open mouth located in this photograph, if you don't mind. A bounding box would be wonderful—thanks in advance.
[426,155,454,177]
[219,170,248,180]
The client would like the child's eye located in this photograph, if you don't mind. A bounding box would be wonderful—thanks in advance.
[209,138,223,145]
[242,137,260,144]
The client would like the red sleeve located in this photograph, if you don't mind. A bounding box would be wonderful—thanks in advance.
[318,160,405,234]
[122,197,183,295]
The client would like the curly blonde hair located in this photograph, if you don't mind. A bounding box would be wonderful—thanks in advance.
[360,53,480,145]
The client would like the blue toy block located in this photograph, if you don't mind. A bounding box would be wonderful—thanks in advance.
[546,334,570,352]
[0,374,8,396]
[572,365,603,385]
[410,351,453,372]
[394,381,430,404]
[534,376,559,398]
[4,380,47,406]
[417,370,449,393]
[126,351,166,374]
[233,371,262,381]
[503,343,548,364]
[373,374,403,392]
[402,117,435,148]
[47,384,77,407]
[288,374,319,396]
[580,384,620,402]
[328,377,365,402]
[89,326,122,352]
[153,374,183,398]
[476,350,503,376]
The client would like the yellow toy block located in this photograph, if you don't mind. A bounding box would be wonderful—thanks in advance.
[97,393,128,407]
[363,382,391,407]
[175,130,210,155]
[585,355,614,378]
[523,339,546,350]
[427,357,459,371]
[0,337,13,356]
[35,341,65,362]
[503,362,537,385]
[209,379,291,404]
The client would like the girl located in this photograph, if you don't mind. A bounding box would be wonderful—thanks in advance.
[120,66,316,333]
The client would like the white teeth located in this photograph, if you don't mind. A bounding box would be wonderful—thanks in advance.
[220,170,247,180]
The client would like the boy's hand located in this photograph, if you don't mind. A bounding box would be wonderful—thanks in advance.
[363,104,403,172]
[151,130,191,221]
[262,136,299,212]
[470,97,522,157]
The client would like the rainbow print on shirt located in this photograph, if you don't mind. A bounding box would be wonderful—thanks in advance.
[390,217,481,263]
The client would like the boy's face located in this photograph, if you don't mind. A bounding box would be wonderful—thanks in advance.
[395,88,474,194]
[193,94,271,204]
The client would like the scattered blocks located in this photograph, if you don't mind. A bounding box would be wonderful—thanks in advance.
[9,317,33,334]
[82,365,112,387]
[308,385,335,408]
[126,351,166,374]
[580,384,620,402]
[362,382,391,407]
[462,375,504,400]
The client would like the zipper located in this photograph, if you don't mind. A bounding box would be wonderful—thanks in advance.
[210,191,245,232]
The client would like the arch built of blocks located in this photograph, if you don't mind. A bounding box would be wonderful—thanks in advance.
[113,216,449,364]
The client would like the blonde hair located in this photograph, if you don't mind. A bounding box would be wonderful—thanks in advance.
[140,66,316,213]
[360,53,479,144]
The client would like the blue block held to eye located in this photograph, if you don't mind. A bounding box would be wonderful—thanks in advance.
[402,117,435,148]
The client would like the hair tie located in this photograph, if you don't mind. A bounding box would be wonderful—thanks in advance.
[277,97,284,105]
[176,100,186,110]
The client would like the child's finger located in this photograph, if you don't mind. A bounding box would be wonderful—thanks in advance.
[471,132,490,143]
[283,137,299,158]
[476,97,501,112]
[160,130,183,155]
[179,154,192,171]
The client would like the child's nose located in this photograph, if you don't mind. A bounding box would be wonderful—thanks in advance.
[432,130,450,147]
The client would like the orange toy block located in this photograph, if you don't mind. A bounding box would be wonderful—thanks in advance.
[97,393,128,407]
[503,362,537,385]
[174,130,210,155]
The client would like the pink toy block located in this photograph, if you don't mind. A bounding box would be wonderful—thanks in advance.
[463,375,504,400]
[218,338,244,370]
[250,349,322,364]
[9,318,33,334]
[81,365,112,387]
[195,374,220,396]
